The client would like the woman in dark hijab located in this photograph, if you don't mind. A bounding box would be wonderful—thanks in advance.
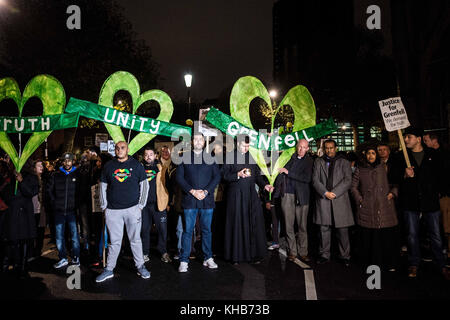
[351,146,400,271]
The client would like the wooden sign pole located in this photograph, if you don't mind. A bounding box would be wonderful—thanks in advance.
[397,129,411,168]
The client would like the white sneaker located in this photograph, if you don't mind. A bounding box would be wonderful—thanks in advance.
[203,258,218,269]
[268,243,280,250]
[178,261,188,273]
[143,255,150,263]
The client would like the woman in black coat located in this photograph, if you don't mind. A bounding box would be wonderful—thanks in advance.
[5,160,39,277]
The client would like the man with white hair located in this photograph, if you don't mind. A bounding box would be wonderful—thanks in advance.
[276,139,314,263]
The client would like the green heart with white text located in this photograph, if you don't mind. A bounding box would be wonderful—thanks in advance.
[230,76,316,185]
[0,75,66,172]
[98,71,174,155]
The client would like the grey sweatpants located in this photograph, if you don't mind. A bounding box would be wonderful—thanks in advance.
[281,193,309,256]
[105,205,145,270]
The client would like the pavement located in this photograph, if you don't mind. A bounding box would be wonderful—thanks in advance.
[1,235,449,301]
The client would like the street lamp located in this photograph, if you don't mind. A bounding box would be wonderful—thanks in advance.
[184,74,192,120]
[269,90,278,99]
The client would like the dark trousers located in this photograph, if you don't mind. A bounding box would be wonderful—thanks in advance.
[141,204,168,256]
[404,210,445,268]
[270,199,283,244]
[34,214,45,257]
[78,202,90,248]
[358,225,399,270]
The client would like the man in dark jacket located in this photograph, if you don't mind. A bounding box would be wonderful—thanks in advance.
[401,127,448,279]
[47,152,81,269]
[423,132,450,263]
[176,133,221,272]
[141,147,171,263]
[77,154,91,253]
[276,139,313,263]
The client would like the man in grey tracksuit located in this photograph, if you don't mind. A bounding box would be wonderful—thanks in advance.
[95,141,150,282]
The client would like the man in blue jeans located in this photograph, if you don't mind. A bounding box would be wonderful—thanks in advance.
[47,152,81,269]
[176,133,221,272]
[401,127,449,280]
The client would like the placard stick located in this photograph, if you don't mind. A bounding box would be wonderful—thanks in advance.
[397,129,411,168]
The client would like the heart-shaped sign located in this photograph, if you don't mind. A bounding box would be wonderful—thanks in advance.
[0,75,66,172]
[230,76,316,185]
[98,71,174,155]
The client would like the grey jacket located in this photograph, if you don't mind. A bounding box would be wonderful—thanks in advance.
[312,156,355,228]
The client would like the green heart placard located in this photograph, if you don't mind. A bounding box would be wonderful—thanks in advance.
[230,76,316,185]
[98,71,174,155]
[0,75,66,172]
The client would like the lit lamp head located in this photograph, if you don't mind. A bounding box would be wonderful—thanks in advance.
[184,74,192,88]
[269,90,277,99]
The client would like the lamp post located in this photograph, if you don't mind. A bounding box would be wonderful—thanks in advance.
[184,74,192,120]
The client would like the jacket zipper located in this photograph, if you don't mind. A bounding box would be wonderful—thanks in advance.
[64,174,68,216]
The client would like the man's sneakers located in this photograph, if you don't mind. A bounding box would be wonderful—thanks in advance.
[178,261,189,273]
[137,265,151,279]
[143,255,150,263]
[71,257,80,266]
[53,258,68,269]
[161,253,172,263]
[96,269,114,283]
[203,258,218,269]
[268,243,280,250]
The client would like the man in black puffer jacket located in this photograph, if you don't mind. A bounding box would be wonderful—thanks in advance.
[47,152,81,269]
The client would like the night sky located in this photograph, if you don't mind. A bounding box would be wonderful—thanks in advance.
[117,0,274,103]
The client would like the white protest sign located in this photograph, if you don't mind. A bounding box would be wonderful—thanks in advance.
[107,140,115,157]
[99,142,108,152]
[378,97,410,132]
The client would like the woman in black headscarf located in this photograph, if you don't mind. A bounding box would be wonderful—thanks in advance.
[351,146,399,271]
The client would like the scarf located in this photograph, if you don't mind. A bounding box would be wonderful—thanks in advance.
[323,154,341,191]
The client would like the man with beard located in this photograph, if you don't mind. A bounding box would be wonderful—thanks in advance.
[48,153,81,269]
[312,139,354,266]
[141,147,171,263]
[223,135,274,264]
[176,133,221,272]
[96,141,150,282]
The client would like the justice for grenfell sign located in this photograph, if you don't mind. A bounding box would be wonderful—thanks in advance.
[378,97,410,132]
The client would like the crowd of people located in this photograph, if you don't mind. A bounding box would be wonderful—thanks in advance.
[0,127,448,284]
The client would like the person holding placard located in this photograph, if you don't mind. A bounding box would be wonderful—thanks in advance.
[400,127,449,279]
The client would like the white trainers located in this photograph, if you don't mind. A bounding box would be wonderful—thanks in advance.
[178,261,188,273]
[203,257,218,269]
[268,243,280,250]
[143,255,150,263]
